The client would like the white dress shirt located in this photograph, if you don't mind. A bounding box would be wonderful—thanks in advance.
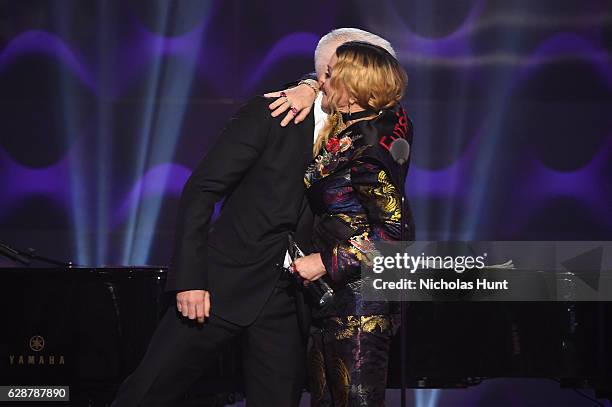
[283,93,327,268]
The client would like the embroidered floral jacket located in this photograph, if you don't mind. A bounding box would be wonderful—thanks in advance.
[305,104,414,316]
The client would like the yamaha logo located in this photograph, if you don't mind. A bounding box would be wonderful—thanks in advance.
[29,336,45,352]
[8,335,64,367]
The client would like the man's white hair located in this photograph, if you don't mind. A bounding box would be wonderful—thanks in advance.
[314,28,396,75]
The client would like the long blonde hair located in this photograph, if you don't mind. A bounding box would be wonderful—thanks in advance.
[314,41,408,156]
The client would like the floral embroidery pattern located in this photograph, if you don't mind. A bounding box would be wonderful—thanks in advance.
[325,137,341,154]
[305,133,361,188]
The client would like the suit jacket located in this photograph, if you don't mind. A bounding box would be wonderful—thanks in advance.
[166,96,314,326]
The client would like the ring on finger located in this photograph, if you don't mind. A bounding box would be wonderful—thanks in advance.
[290,107,298,116]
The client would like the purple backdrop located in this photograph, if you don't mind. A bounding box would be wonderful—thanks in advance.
[2,0,611,267]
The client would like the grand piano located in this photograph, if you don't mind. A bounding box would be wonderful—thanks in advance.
[0,266,240,406]
[0,266,610,406]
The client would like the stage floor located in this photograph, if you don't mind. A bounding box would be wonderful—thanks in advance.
[227,379,607,407]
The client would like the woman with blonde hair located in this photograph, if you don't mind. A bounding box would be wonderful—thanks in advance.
[293,41,414,406]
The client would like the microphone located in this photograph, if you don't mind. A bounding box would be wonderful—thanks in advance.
[389,138,410,407]
[390,138,410,165]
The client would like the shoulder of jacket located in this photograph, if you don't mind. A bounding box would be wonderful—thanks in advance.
[239,95,271,112]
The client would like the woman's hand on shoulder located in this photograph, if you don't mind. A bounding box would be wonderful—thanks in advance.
[264,83,317,127]
[294,253,327,282]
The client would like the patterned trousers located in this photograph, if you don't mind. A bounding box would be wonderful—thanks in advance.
[308,314,399,407]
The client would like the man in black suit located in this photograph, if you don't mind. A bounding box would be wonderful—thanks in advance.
[111,95,314,407]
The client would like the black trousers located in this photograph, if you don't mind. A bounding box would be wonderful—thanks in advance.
[111,279,305,407]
